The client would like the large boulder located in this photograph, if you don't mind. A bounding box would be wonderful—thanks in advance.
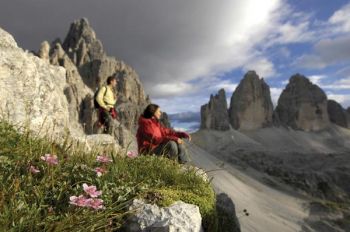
[0,27,80,137]
[216,193,241,232]
[327,100,349,128]
[125,199,203,232]
[228,71,274,130]
[275,74,330,131]
[200,89,230,131]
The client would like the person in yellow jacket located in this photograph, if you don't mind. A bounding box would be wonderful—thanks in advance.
[96,75,118,134]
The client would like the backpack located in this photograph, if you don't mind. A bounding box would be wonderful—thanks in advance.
[93,86,108,109]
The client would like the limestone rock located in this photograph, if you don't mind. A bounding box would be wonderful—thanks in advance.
[0,27,17,48]
[62,18,104,68]
[0,27,77,137]
[61,18,150,132]
[33,18,155,149]
[125,199,203,232]
[48,42,95,134]
[228,71,274,130]
[327,100,349,128]
[38,41,50,62]
[200,89,230,130]
[82,134,121,153]
[275,74,330,131]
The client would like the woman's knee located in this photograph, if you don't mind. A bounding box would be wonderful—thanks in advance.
[167,141,178,158]
[168,141,178,151]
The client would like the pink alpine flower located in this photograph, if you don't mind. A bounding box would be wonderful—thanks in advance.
[69,195,89,207]
[94,167,107,177]
[127,150,138,158]
[86,198,105,210]
[96,155,112,163]
[40,154,58,165]
[29,165,40,173]
[82,183,102,198]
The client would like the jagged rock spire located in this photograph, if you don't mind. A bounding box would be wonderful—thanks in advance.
[228,71,274,130]
[275,74,330,131]
[200,88,230,130]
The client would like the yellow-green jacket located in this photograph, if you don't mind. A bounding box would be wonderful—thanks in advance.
[96,85,117,110]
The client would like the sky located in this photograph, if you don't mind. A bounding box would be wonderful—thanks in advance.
[0,0,350,131]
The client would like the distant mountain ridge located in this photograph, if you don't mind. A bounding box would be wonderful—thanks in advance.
[201,70,350,131]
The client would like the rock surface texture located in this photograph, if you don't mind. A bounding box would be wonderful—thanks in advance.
[200,89,230,130]
[33,18,161,149]
[275,74,330,131]
[0,27,77,136]
[327,99,349,128]
[125,199,203,232]
[228,71,274,130]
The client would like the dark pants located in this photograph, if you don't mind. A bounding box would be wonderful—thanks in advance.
[98,108,115,135]
[153,141,190,164]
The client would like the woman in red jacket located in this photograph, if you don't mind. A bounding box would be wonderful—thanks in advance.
[136,104,191,164]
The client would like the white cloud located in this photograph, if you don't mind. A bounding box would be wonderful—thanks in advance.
[294,2,350,70]
[322,77,350,90]
[295,36,350,69]
[329,2,350,33]
[270,87,283,107]
[326,92,350,108]
[243,57,276,78]
[278,47,291,58]
[151,82,195,97]
[308,75,327,85]
[212,81,238,93]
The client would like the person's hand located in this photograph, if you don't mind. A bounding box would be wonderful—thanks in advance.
[177,138,183,144]
[188,134,192,142]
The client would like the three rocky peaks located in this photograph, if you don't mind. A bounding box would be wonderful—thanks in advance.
[201,71,350,131]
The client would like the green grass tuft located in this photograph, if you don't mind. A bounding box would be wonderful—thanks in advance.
[0,120,217,231]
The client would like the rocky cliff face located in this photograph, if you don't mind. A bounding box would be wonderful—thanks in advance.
[0,27,81,137]
[200,89,230,130]
[34,18,159,149]
[327,100,349,128]
[275,74,330,131]
[38,41,95,134]
[228,71,274,130]
[61,19,151,134]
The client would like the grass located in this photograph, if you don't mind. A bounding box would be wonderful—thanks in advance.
[0,120,217,231]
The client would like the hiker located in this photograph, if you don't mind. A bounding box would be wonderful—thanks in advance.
[136,104,191,164]
[95,75,118,135]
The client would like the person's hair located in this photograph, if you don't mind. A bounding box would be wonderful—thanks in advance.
[106,75,116,85]
[143,104,159,119]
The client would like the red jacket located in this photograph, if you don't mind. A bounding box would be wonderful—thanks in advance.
[136,115,189,154]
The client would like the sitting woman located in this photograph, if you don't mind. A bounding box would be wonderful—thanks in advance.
[136,104,191,164]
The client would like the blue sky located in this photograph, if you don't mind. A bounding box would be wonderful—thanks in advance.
[0,0,349,131]
[158,0,350,130]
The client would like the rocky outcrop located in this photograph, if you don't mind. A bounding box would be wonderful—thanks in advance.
[275,74,330,131]
[125,199,203,232]
[60,18,150,133]
[200,89,230,130]
[33,18,155,150]
[216,193,241,232]
[37,41,50,62]
[0,27,80,137]
[48,41,95,134]
[228,71,274,130]
[327,100,349,128]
